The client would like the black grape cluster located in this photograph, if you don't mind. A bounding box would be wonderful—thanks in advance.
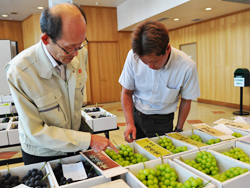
[53,161,99,186]
[84,107,100,113]
[21,168,47,188]
[0,172,20,188]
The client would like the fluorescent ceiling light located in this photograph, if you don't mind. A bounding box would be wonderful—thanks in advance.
[205,7,212,10]
[37,7,44,10]
[174,18,179,21]
[2,14,8,17]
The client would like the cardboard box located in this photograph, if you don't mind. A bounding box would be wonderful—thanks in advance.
[0,103,11,115]
[7,121,20,145]
[0,161,54,188]
[0,123,9,146]
[173,149,250,188]
[122,158,215,188]
[149,135,198,159]
[167,130,228,149]
[47,155,111,188]
[81,108,117,132]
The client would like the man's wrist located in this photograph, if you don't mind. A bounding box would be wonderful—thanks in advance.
[174,126,183,132]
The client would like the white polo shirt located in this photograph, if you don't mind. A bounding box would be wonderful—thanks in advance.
[119,47,200,115]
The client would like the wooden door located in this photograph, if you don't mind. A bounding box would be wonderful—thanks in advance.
[88,42,120,104]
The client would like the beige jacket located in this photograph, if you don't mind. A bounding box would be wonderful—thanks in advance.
[5,41,91,156]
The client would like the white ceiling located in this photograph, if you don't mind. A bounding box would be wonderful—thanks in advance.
[0,0,249,31]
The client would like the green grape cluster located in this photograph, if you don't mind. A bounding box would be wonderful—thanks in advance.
[189,135,203,142]
[212,167,248,182]
[105,144,148,167]
[158,137,188,154]
[232,132,243,138]
[136,163,205,188]
[222,147,250,164]
[206,138,221,145]
[185,151,219,176]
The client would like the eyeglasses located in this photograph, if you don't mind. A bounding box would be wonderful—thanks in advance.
[53,38,88,54]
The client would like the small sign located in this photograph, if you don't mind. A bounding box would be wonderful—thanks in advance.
[167,133,207,147]
[214,118,250,131]
[234,77,245,87]
[62,162,87,181]
[83,150,119,170]
[135,138,172,157]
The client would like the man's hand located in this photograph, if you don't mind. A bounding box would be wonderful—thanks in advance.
[124,124,136,143]
[90,134,119,153]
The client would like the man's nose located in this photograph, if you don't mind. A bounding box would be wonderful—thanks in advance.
[148,62,155,69]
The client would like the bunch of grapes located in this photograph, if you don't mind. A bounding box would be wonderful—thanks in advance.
[84,107,100,113]
[136,163,206,188]
[212,167,248,182]
[52,160,98,186]
[158,136,188,154]
[206,138,221,145]
[185,151,219,176]
[105,144,148,167]
[0,172,20,188]
[189,135,203,142]
[222,147,250,164]
[232,132,243,138]
[21,168,48,188]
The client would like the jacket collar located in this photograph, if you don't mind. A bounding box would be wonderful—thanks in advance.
[36,41,79,79]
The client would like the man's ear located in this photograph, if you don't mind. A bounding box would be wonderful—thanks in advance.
[41,33,50,45]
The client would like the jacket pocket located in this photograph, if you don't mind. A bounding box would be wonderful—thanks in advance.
[34,88,67,127]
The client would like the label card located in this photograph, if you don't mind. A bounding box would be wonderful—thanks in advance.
[167,133,207,147]
[81,150,128,178]
[135,138,171,157]
[62,161,87,181]
[239,136,250,144]
[14,184,29,188]
[193,123,227,136]
[214,118,250,131]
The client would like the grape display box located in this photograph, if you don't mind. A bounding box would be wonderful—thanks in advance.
[149,135,198,159]
[0,103,11,115]
[47,154,111,188]
[166,130,228,149]
[0,122,9,146]
[81,107,117,132]
[121,158,215,188]
[173,149,250,188]
[0,161,54,188]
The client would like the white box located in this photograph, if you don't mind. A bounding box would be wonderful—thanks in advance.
[0,123,9,146]
[0,103,11,115]
[90,179,131,188]
[209,140,250,161]
[1,94,13,103]
[0,161,55,188]
[7,121,20,145]
[47,155,111,188]
[228,127,250,139]
[167,130,228,149]
[173,149,250,188]
[122,158,215,188]
[149,135,198,159]
[81,109,117,132]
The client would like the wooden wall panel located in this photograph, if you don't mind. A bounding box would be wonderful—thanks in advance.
[81,6,118,41]
[22,15,35,49]
[169,9,250,109]
[0,20,24,52]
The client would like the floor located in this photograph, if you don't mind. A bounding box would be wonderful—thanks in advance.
[0,101,243,170]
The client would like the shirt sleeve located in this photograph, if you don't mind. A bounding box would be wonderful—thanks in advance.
[118,49,135,91]
[181,62,201,100]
